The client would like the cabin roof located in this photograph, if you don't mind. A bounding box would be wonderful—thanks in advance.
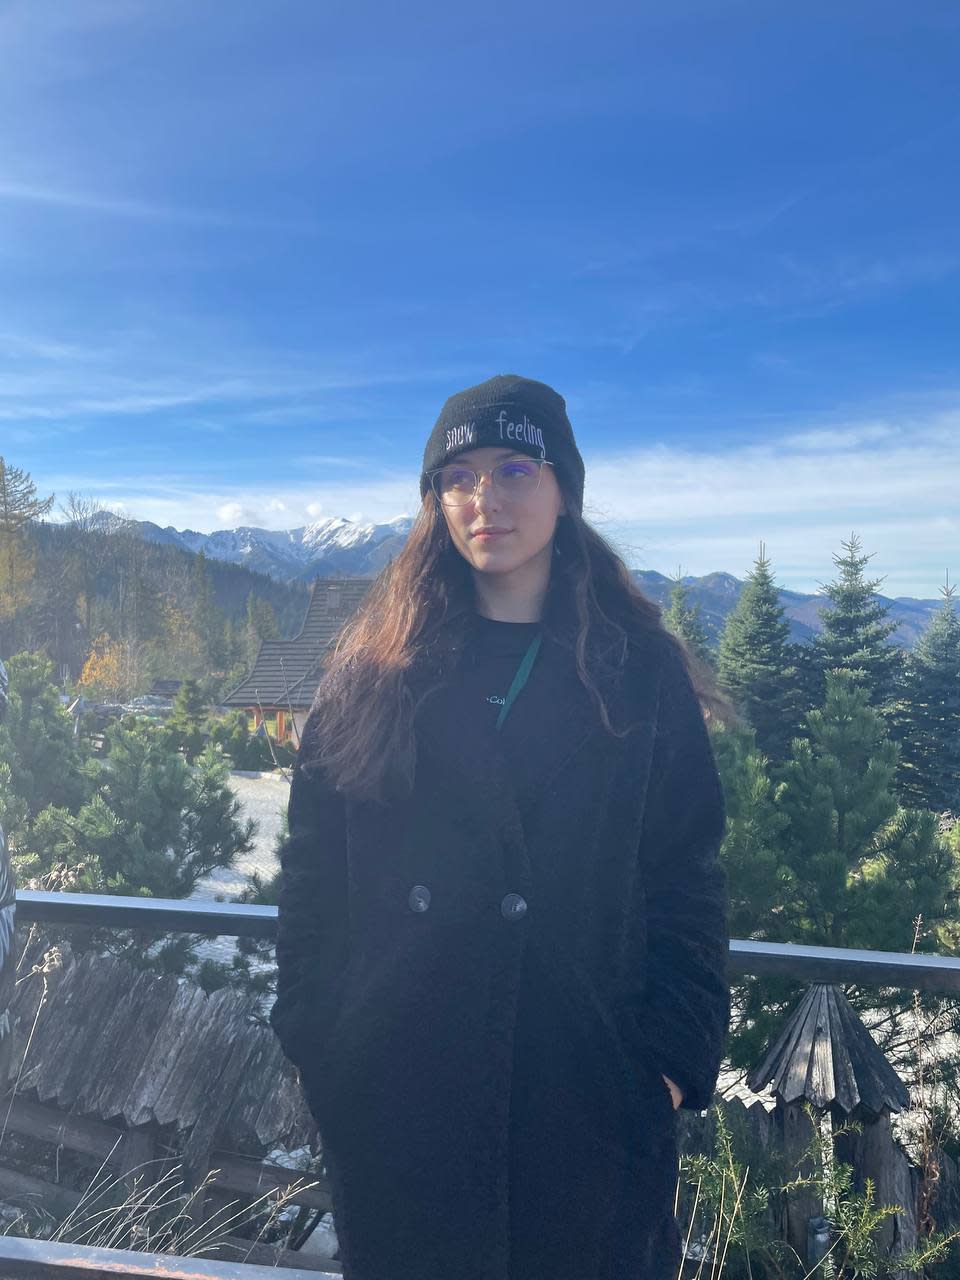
[745,982,911,1117]
[222,577,371,710]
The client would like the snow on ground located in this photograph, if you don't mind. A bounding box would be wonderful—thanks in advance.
[190,770,289,967]
[195,770,290,897]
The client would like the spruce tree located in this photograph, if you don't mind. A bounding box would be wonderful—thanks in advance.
[712,721,790,940]
[896,576,960,816]
[167,677,209,761]
[192,550,229,671]
[208,708,280,770]
[786,635,823,727]
[716,542,799,764]
[725,669,960,1073]
[811,532,903,715]
[664,569,713,668]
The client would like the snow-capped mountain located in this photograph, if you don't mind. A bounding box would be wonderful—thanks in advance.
[98,514,943,648]
[128,515,415,581]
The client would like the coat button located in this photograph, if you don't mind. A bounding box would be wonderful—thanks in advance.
[501,893,527,920]
[408,884,431,912]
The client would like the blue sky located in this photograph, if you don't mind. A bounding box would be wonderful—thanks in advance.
[2,0,958,597]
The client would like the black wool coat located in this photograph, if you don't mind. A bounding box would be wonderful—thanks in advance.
[270,626,730,1280]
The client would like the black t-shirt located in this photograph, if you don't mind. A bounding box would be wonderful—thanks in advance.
[464,614,543,730]
[459,613,576,822]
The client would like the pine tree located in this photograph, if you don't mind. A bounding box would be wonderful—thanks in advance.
[244,591,279,668]
[811,532,903,715]
[716,542,799,763]
[777,671,901,948]
[208,708,278,770]
[724,668,959,1073]
[0,651,91,822]
[786,635,823,728]
[712,721,790,940]
[223,616,242,667]
[192,550,228,671]
[0,458,54,636]
[895,576,960,816]
[167,677,209,761]
[15,719,256,976]
[664,569,713,668]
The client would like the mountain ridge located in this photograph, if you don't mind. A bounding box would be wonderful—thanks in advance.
[120,515,944,648]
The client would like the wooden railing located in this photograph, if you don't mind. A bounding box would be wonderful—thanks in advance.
[18,888,960,990]
[9,888,960,1275]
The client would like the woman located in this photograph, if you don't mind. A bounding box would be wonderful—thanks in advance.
[270,374,731,1280]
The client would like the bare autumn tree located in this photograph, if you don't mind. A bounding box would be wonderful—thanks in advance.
[0,457,55,647]
[59,491,114,641]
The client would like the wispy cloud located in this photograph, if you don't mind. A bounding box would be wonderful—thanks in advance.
[0,331,473,429]
[0,331,107,362]
[584,408,960,594]
[0,380,249,420]
[781,422,899,451]
[0,178,319,231]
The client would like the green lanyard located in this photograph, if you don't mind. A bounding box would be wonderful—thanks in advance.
[495,633,542,731]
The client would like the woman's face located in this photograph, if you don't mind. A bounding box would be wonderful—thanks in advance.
[436,446,567,580]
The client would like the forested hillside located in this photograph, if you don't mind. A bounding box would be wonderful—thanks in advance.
[0,463,308,700]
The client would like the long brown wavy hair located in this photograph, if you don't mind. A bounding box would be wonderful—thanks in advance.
[305,478,733,802]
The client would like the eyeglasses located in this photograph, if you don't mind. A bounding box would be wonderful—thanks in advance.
[428,457,555,507]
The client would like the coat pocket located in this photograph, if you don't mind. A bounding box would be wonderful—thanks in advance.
[300,945,404,1109]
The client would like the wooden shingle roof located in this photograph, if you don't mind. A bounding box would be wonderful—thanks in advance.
[746,982,911,1118]
[222,578,371,711]
[12,933,316,1157]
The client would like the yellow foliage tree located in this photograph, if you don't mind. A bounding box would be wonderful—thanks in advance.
[80,633,126,702]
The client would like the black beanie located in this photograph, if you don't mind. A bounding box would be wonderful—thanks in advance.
[420,374,585,514]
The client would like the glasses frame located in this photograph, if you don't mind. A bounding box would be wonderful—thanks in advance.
[427,457,556,507]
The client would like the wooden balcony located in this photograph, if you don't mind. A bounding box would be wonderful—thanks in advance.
[8,889,960,1275]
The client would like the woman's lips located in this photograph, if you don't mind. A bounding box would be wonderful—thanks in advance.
[472,529,511,540]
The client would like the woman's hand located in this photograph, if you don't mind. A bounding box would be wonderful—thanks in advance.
[662,1073,683,1110]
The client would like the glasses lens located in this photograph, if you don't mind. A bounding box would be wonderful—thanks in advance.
[494,459,540,495]
[435,465,477,505]
[432,459,543,505]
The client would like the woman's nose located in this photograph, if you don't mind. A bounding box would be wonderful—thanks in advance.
[473,472,502,513]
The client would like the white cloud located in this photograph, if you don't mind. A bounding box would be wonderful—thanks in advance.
[783,421,898,451]
[0,178,317,231]
[36,404,960,597]
[215,502,248,524]
[580,407,960,594]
